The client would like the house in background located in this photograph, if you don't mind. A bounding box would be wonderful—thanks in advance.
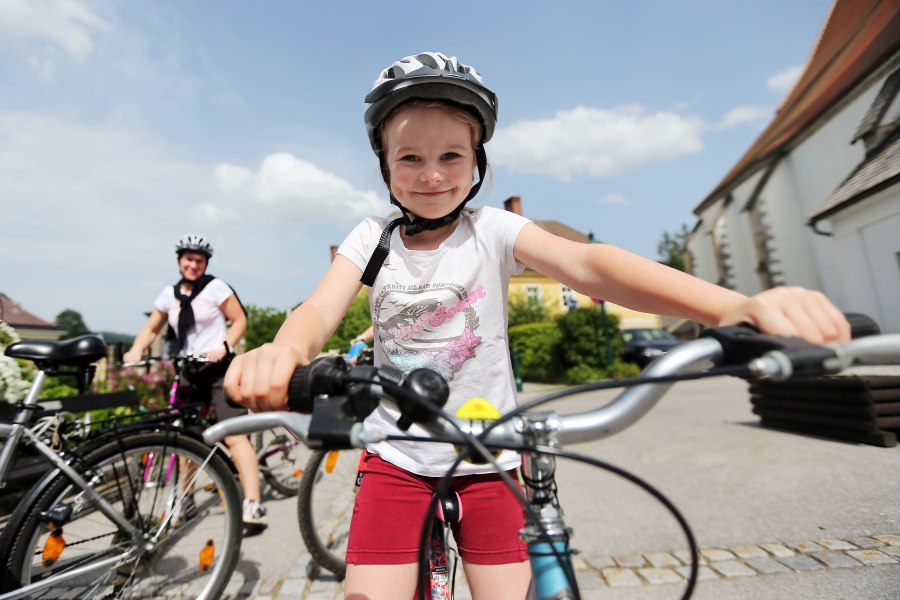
[0,294,66,341]
[502,196,662,329]
[687,0,900,333]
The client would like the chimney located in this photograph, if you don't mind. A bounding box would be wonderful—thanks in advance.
[504,196,522,215]
[330,245,338,262]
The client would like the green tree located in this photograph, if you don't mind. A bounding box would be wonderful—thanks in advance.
[657,223,690,272]
[56,309,90,339]
[323,296,372,353]
[508,293,549,328]
[244,304,289,351]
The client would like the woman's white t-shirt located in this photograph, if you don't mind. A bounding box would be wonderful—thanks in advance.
[338,206,531,476]
[154,279,233,356]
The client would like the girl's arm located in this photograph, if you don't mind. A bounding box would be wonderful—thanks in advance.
[514,223,849,343]
[225,255,364,412]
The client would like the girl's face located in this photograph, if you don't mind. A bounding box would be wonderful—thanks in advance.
[178,251,208,281]
[382,105,477,221]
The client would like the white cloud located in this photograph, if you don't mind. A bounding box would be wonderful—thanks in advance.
[191,203,238,225]
[716,105,771,129]
[766,66,803,92]
[490,105,703,181]
[596,193,631,206]
[0,0,110,60]
[214,153,387,225]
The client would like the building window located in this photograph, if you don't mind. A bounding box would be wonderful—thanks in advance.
[561,286,578,311]
[525,286,542,307]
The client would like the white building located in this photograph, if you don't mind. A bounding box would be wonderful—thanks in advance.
[688,0,900,333]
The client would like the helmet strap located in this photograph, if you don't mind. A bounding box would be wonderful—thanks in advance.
[360,146,486,286]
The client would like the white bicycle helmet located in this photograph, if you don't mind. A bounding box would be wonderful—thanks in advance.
[359,52,498,286]
[175,234,214,258]
[364,51,498,156]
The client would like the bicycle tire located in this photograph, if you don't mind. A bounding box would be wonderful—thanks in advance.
[254,428,308,497]
[1,430,242,600]
[296,448,362,578]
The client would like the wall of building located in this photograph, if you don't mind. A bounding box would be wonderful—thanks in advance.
[829,189,900,332]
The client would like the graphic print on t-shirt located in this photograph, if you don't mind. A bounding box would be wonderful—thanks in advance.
[372,282,487,380]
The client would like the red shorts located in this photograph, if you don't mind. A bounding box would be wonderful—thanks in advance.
[345,453,528,565]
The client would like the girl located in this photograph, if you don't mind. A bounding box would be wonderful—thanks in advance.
[225,52,849,599]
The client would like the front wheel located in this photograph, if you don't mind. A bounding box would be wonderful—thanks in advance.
[296,448,363,578]
[1,431,242,600]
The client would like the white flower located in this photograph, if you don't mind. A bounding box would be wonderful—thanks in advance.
[0,322,30,404]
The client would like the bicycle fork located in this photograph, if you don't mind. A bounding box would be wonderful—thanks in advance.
[519,415,577,600]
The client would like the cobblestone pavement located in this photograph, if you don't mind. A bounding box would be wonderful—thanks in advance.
[227,533,900,599]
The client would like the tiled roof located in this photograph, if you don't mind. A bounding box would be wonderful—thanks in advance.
[696,0,900,214]
[0,295,57,328]
[809,128,900,222]
[534,220,591,243]
[852,67,900,143]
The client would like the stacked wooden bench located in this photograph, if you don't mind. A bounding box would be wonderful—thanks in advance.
[750,372,900,448]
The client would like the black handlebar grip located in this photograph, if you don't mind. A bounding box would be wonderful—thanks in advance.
[287,364,315,413]
[287,356,351,413]
[845,312,880,339]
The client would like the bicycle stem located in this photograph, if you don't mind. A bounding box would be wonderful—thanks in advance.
[519,413,578,600]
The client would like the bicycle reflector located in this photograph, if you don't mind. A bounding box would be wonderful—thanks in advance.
[42,527,66,568]
[199,539,215,573]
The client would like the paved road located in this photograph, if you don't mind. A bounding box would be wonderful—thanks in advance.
[218,376,899,599]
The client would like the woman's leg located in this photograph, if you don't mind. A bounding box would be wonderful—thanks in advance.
[224,434,261,500]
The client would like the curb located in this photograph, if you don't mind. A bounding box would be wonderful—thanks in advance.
[235,533,900,599]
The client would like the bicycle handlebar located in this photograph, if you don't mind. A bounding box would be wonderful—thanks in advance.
[204,327,900,450]
[122,355,217,368]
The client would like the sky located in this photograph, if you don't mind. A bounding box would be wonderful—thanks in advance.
[0,0,832,335]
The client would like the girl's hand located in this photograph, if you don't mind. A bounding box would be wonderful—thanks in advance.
[224,343,304,413]
[122,350,142,364]
[718,287,850,344]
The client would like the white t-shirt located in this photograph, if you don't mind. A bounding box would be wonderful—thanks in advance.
[154,278,234,356]
[338,206,531,476]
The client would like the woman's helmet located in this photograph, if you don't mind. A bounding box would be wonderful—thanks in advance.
[175,234,214,258]
[359,52,498,286]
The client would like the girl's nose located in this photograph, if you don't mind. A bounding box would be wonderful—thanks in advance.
[421,166,442,184]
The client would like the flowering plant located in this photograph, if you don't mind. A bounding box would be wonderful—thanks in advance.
[108,362,175,410]
[0,321,31,404]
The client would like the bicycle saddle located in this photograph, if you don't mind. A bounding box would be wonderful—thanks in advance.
[5,334,107,365]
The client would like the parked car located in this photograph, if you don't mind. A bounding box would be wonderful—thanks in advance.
[621,328,684,367]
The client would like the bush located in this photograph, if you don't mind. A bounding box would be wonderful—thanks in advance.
[508,322,563,383]
[555,307,624,373]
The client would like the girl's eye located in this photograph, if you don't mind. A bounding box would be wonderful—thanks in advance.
[400,154,420,162]
[442,152,462,160]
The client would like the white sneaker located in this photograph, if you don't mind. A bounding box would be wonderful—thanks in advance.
[242,499,268,528]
